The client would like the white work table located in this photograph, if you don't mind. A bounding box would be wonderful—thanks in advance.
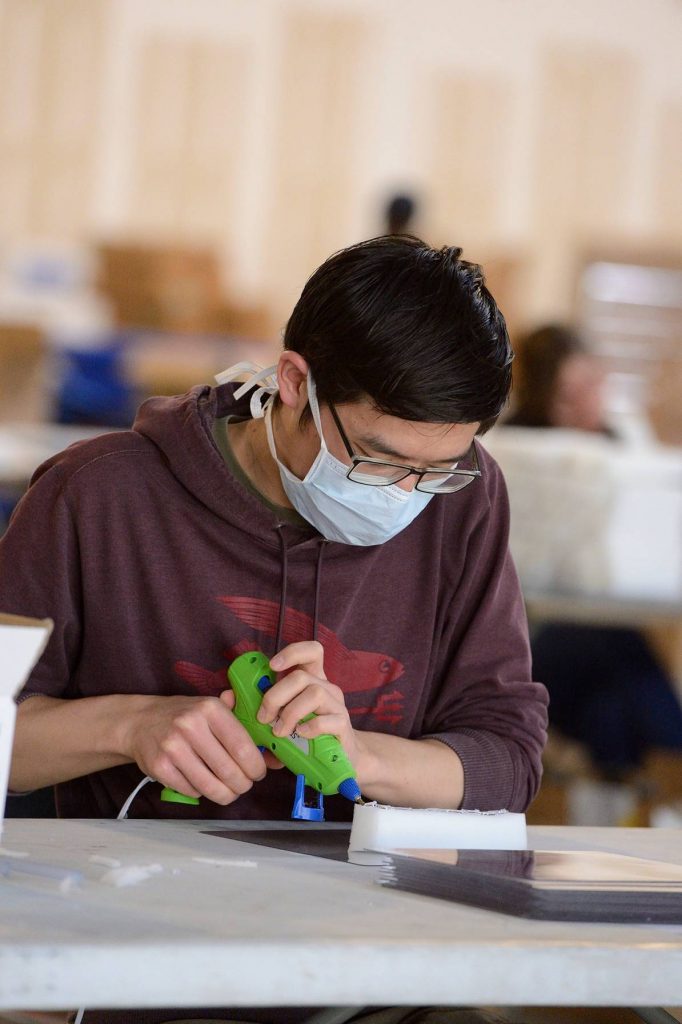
[0,819,681,1012]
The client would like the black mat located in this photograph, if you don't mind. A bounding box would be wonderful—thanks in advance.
[380,847,682,922]
[203,827,352,861]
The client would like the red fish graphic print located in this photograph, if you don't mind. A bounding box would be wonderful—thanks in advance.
[174,596,406,726]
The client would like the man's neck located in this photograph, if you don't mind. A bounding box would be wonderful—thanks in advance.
[228,415,293,510]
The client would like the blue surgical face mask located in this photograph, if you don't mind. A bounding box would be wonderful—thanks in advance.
[216,362,434,545]
[269,373,434,546]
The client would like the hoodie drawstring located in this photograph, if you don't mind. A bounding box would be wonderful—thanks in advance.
[274,526,327,652]
[312,539,327,643]
[275,526,289,653]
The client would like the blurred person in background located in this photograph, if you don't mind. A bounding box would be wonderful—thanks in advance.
[506,324,611,434]
[507,324,682,778]
[383,192,419,236]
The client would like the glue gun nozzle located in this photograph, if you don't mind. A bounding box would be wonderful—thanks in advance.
[337,777,363,804]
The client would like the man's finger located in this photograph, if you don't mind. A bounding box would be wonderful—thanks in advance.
[262,750,286,770]
[207,699,266,781]
[257,669,335,724]
[197,731,265,792]
[269,640,326,678]
[153,763,201,800]
[295,713,347,742]
[271,685,340,737]
[174,749,244,806]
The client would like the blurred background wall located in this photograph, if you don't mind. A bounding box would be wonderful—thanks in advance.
[0,0,680,336]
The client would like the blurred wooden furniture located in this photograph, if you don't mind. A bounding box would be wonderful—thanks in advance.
[96,242,275,341]
[529,728,682,828]
[639,749,682,822]
[525,587,682,827]
[96,242,223,334]
[481,253,525,344]
[125,331,278,398]
[0,325,47,424]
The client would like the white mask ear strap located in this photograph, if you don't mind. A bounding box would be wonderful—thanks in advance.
[264,398,279,462]
[215,361,261,386]
[305,371,328,449]
[214,362,279,420]
[248,386,276,420]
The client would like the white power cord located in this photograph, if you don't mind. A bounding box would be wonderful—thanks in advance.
[116,774,154,820]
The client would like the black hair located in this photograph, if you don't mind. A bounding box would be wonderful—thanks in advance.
[508,324,585,428]
[283,235,513,433]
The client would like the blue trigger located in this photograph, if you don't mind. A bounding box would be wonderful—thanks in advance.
[291,774,324,821]
[257,675,272,693]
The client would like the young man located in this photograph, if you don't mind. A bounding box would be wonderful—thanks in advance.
[3,235,547,825]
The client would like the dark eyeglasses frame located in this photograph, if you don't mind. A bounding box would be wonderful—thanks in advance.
[327,402,482,494]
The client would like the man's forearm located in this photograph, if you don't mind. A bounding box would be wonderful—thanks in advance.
[354,732,464,808]
[10,693,150,791]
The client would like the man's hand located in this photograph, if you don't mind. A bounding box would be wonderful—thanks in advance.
[258,640,361,768]
[123,692,268,805]
[254,641,464,808]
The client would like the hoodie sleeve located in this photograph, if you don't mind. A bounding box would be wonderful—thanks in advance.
[0,459,82,701]
[421,458,548,813]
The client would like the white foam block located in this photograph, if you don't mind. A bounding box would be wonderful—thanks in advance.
[348,802,527,864]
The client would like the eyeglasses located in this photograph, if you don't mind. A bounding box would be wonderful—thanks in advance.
[327,402,482,494]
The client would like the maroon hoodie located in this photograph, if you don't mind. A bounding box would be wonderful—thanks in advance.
[1,383,547,821]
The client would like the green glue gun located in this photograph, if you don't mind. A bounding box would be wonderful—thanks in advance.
[230,650,362,806]
[161,650,362,812]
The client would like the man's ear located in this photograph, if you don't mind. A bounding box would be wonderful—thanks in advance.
[277,351,309,411]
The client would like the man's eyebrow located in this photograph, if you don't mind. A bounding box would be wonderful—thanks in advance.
[357,433,472,466]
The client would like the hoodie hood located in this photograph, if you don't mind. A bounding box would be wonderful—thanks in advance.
[134,383,317,550]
